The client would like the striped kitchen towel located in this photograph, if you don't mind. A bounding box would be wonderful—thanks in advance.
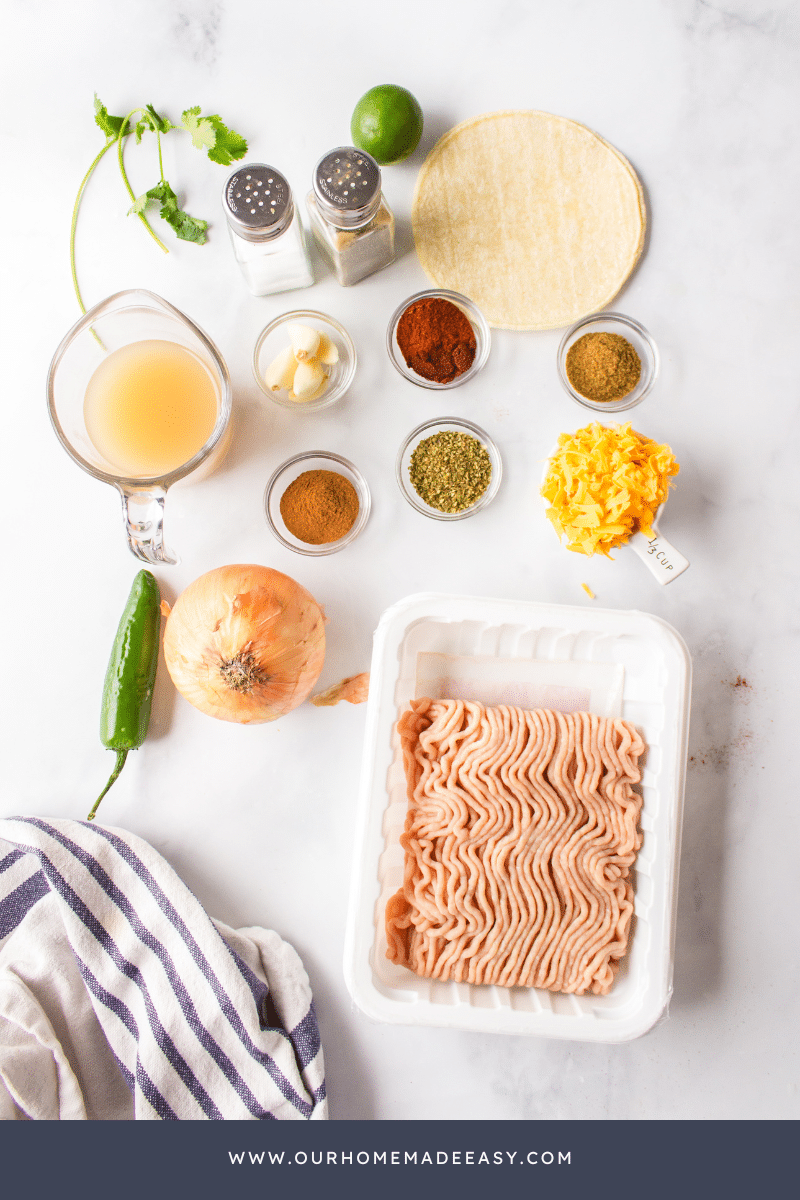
[0,817,326,1120]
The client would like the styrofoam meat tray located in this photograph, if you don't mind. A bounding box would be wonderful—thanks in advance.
[344,593,691,1043]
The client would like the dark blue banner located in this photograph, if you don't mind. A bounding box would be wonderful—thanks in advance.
[0,1119,794,1198]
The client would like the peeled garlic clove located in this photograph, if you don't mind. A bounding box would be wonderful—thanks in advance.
[292,373,329,404]
[316,332,339,365]
[291,357,325,402]
[264,344,297,392]
[287,323,321,361]
[291,372,329,405]
[307,374,331,403]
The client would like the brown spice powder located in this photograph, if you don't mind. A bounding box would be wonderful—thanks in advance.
[566,331,641,402]
[280,469,359,545]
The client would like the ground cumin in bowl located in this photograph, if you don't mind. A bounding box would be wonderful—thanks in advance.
[557,312,658,413]
[264,451,371,555]
[387,289,490,390]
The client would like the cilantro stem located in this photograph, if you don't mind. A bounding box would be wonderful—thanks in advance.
[70,139,115,315]
[117,110,168,255]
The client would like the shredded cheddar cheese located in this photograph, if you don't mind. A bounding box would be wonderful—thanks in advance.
[542,423,679,558]
[581,582,596,599]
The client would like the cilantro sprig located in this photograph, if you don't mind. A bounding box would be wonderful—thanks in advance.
[70,97,247,313]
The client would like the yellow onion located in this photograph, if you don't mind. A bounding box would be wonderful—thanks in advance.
[163,564,326,723]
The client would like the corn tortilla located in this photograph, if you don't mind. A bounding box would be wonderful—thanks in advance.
[412,111,646,331]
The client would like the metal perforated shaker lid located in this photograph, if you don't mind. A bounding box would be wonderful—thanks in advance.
[223,164,294,242]
[312,147,382,229]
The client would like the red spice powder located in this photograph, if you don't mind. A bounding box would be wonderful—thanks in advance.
[396,297,477,384]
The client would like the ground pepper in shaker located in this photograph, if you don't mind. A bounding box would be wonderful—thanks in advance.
[223,164,313,296]
[306,147,395,286]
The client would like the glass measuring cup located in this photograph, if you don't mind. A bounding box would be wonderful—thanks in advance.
[47,290,232,564]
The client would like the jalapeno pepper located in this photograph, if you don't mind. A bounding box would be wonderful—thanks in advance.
[88,569,161,822]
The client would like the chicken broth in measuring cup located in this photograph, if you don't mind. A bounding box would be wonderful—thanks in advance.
[83,339,219,478]
[47,289,232,564]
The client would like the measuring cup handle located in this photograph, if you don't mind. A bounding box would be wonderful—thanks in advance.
[629,528,689,584]
[117,485,178,565]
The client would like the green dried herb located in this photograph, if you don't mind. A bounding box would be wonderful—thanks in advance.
[409,430,492,513]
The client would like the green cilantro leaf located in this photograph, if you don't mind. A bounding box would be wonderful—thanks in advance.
[135,105,175,143]
[181,106,248,165]
[127,194,149,215]
[144,104,174,134]
[94,95,129,139]
[203,115,248,165]
[145,181,208,244]
[181,106,216,152]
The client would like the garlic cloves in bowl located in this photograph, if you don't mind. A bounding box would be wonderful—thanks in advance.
[254,312,355,411]
[264,322,335,404]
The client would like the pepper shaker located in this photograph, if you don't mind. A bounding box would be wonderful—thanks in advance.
[306,147,395,286]
[222,164,313,296]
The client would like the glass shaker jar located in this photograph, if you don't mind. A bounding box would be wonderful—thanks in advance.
[306,147,395,286]
[222,164,313,296]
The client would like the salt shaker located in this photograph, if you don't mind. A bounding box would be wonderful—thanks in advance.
[306,147,395,286]
[222,164,313,296]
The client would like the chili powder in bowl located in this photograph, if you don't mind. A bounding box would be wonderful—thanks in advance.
[396,417,502,521]
[387,289,490,390]
[557,312,659,413]
[264,451,371,555]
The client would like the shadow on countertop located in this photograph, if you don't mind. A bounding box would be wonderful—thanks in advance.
[669,636,756,1014]
[312,975,377,1120]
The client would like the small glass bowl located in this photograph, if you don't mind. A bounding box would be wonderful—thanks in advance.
[253,310,357,412]
[264,451,371,555]
[396,417,502,521]
[386,289,491,390]
[557,312,659,413]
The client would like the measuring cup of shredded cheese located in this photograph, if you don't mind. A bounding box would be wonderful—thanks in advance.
[540,422,689,585]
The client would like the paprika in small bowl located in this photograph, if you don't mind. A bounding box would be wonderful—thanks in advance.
[387,289,490,390]
[264,450,371,555]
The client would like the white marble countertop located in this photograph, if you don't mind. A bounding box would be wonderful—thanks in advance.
[2,0,798,1120]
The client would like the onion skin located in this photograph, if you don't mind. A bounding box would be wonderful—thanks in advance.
[310,673,370,707]
[163,565,326,724]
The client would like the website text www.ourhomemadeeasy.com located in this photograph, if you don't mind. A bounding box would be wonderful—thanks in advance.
[228,1149,571,1166]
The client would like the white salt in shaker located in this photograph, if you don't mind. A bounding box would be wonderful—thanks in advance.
[306,147,395,286]
[222,164,313,296]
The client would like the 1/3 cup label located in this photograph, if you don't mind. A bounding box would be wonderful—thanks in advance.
[646,536,676,573]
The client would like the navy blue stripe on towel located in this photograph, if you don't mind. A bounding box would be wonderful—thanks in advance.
[0,869,49,939]
[290,1008,322,1071]
[0,849,25,874]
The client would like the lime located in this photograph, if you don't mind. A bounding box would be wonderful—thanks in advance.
[350,85,424,166]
